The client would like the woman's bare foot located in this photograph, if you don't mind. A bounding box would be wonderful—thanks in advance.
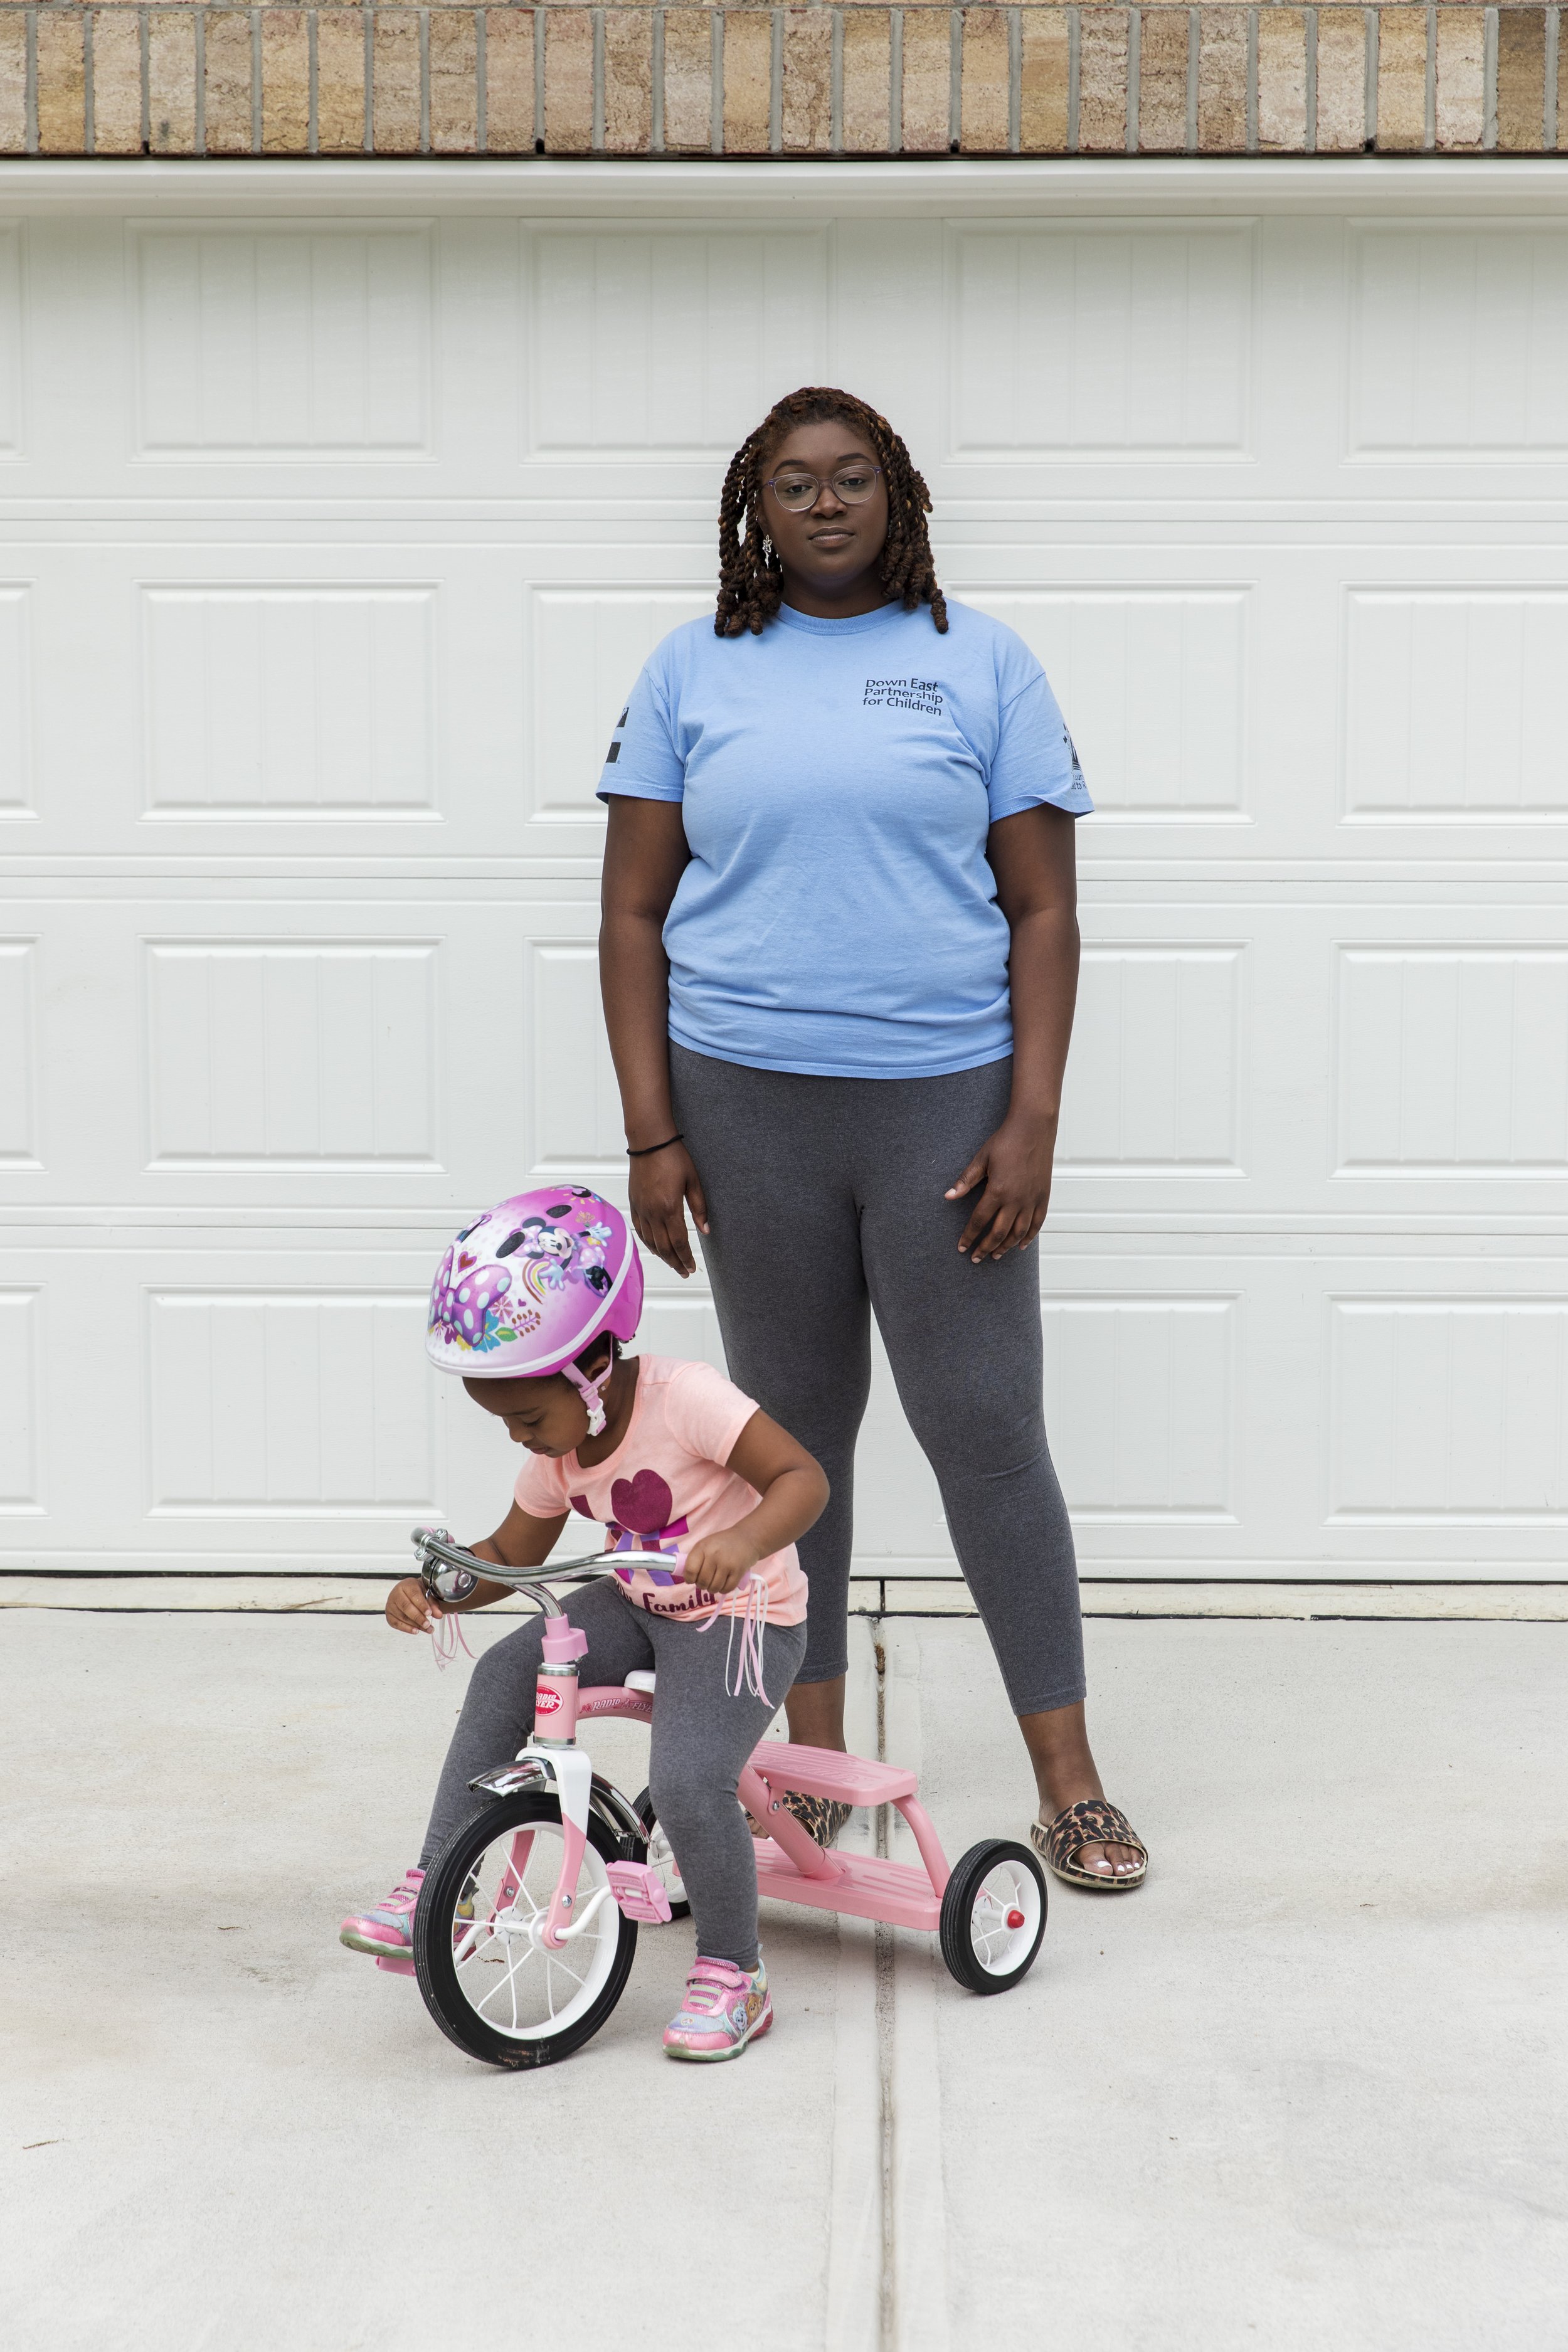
[1017,1700,1142,1881]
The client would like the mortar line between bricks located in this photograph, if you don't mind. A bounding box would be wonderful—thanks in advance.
[25,6,36,156]
[591,5,604,154]
[948,3,960,151]
[139,7,149,154]
[770,4,781,155]
[83,4,95,153]
[1547,4,1560,147]
[418,6,429,154]
[1067,3,1079,151]
[363,5,374,154]
[252,8,263,153]
[1424,1,1436,149]
[307,6,317,154]
[650,4,664,151]
[1127,4,1140,152]
[1009,0,1030,157]
[889,4,902,151]
[830,3,843,156]
[1483,1,1496,146]
[709,3,721,155]
[193,7,204,156]
[475,6,487,154]
[1186,3,1199,149]
[1305,3,1317,152]
[1246,4,1258,152]
[532,3,544,151]
[1365,3,1377,148]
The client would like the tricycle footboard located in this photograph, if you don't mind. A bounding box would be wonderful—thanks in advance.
[753,1843,941,1932]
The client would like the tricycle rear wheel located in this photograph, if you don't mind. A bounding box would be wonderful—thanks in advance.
[939,1840,1047,1994]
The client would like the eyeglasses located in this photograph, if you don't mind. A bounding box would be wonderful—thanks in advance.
[763,465,883,513]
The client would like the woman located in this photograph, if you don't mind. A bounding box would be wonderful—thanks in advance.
[596,386,1145,1890]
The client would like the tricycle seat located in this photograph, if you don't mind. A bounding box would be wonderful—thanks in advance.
[746,1740,919,1807]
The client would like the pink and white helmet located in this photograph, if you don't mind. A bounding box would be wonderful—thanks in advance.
[426,1188,643,1399]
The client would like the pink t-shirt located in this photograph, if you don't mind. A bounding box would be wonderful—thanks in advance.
[511,1355,808,1626]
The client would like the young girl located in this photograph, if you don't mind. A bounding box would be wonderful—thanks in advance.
[339,1187,827,2063]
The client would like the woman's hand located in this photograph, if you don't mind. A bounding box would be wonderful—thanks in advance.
[682,1528,761,1597]
[386,1576,437,1634]
[945,1111,1059,1263]
[628,1140,710,1279]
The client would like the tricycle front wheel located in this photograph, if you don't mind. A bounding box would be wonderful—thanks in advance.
[415,1793,637,2069]
[939,1840,1047,1994]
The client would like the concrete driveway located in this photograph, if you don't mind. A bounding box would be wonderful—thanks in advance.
[3,1606,1563,2351]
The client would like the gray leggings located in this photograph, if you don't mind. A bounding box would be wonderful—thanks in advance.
[670,1044,1086,1716]
[421,1577,807,1970]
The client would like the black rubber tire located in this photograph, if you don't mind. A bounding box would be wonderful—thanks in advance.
[415,1792,637,2070]
[938,1838,1047,1994]
[632,1786,692,1921]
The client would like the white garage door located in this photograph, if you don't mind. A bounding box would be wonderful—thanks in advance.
[4,161,1567,1589]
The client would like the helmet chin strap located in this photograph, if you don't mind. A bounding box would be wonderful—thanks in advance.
[563,1360,610,1438]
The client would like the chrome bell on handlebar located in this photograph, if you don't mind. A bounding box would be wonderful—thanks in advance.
[410,1525,481,1607]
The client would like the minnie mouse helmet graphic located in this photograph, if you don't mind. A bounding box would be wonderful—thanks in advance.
[425,1188,644,1435]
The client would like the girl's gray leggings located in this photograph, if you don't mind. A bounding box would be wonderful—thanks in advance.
[670,1044,1086,1717]
[421,1577,806,1971]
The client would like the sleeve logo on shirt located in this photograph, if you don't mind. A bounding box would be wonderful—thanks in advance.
[603,706,628,766]
[864,675,944,717]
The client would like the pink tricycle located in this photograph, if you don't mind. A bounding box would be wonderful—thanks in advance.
[398,1527,1047,2070]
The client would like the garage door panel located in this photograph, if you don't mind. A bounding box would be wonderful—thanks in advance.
[1343,586,1568,825]
[147,1285,438,1515]
[1060,946,1244,1172]
[131,221,436,459]
[1350,221,1568,458]
[9,545,533,857]
[0,938,38,1168]
[19,217,523,500]
[142,581,440,819]
[527,583,713,829]
[1329,1295,1568,1525]
[0,897,562,1209]
[1337,948,1568,1175]
[0,220,19,457]
[961,584,1251,821]
[946,220,1256,459]
[0,1286,41,1512]
[145,940,442,1171]
[527,224,831,456]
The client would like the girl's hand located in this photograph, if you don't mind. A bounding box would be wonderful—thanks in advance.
[681,1530,761,1597]
[945,1111,1058,1263]
[386,1576,437,1635]
[628,1142,710,1280]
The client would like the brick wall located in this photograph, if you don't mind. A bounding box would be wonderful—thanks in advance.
[2,4,1562,158]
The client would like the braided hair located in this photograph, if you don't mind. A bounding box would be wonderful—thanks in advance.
[714,386,948,638]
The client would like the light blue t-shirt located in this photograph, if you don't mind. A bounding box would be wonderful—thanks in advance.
[598,597,1091,1079]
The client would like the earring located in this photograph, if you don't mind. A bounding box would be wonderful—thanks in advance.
[762,536,774,562]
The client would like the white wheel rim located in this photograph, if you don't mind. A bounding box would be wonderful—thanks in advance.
[645,1820,686,1909]
[447,1820,620,2042]
[968,1861,1041,1976]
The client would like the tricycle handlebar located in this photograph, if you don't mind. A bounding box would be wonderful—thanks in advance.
[410,1525,618,1616]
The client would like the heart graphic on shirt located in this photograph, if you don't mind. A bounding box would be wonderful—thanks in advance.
[610,1469,675,1537]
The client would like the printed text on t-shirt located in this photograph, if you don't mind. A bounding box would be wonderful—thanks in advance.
[863,675,944,717]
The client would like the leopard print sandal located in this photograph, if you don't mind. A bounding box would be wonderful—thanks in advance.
[1031,1798,1148,1892]
[781,1791,853,1848]
[746,1791,854,1848]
